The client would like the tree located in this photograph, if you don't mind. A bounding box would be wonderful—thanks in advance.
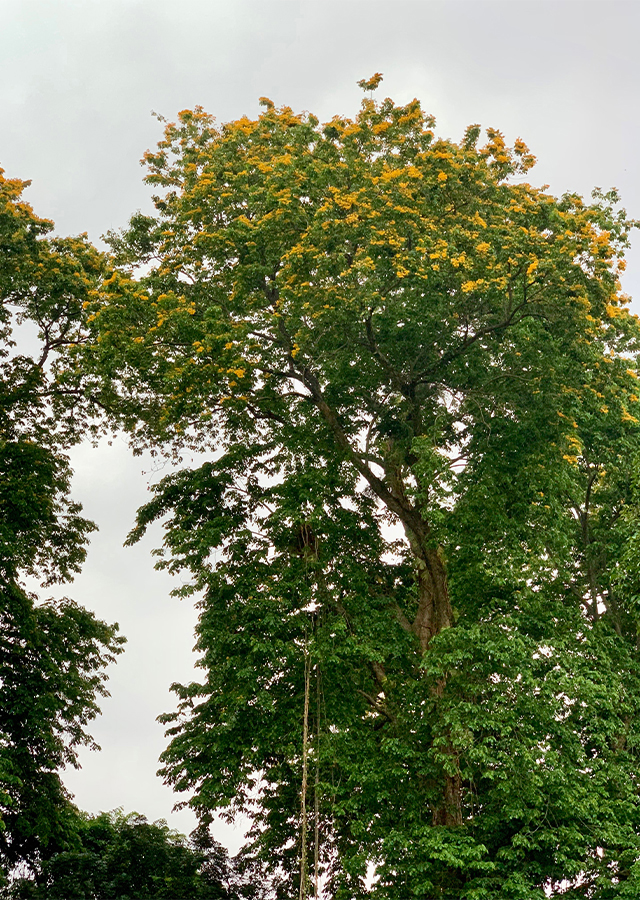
[7,808,246,899]
[0,168,124,880]
[84,80,640,896]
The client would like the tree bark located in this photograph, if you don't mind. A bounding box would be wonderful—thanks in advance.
[303,375,462,827]
[432,770,463,827]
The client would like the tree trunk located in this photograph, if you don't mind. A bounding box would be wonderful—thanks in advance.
[412,545,454,653]
[432,771,463,827]
[308,386,462,828]
[396,515,462,826]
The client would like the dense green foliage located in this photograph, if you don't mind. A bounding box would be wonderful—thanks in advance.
[0,584,122,876]
[5,76,640,898]
[0,170,123,882]
[80,79,640,898]
[6,809,252,899]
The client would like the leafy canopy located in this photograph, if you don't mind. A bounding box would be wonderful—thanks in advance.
[5,808,255,900]
[84,80,640,897]
[0,168,124,879]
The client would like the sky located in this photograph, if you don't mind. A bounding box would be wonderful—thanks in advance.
[3,0,640,850]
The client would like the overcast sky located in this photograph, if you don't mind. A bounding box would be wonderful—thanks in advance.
[3,0,640,849]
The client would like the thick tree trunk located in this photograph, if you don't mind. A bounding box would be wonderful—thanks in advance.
[307,384,462,827]
[432,771,463,826]
[411,545,454,653]
[398,517,462,827]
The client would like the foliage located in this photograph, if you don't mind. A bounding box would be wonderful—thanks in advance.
[0,167,106,448]
[0,168,124,878]
[5,808,252,899]
[83,79,640,896]
[0,585,122,874]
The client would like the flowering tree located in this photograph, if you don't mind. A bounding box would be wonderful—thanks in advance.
[0,169,123,879]
[85,80,640,897]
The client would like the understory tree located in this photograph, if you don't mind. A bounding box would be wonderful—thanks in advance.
[83,78,640,897]
[6,809,254,899]
[0,169,124,882]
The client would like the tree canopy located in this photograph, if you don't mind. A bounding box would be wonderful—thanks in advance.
[6,808,255,900]
[53,80,640,895]
[0,168,124,882]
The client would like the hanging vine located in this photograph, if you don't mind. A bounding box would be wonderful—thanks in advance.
[299,640,311,900]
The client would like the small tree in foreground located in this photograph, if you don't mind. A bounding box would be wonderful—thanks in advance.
[5,809,253,900]
[84,78,640,896]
